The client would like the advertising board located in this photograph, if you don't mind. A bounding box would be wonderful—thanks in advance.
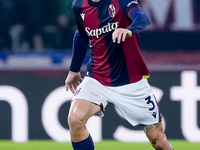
[0,70,199,142]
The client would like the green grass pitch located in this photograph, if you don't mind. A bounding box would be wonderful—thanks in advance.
[0,140,199,150]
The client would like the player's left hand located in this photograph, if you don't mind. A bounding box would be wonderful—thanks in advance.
[112,28,133,44]
[65,71,82,94]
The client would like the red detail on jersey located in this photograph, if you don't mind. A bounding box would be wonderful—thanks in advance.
[111,0,149,83]
[122,36,149,83]
[82,1,112,86]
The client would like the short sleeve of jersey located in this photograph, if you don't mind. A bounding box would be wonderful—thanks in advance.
[119,0,139,16]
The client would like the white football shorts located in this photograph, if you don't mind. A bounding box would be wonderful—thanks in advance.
[72,76,162,126]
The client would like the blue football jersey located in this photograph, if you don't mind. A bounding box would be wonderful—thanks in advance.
[72,0,149,86]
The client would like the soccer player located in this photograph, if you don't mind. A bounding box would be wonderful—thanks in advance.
[65,0,174,149]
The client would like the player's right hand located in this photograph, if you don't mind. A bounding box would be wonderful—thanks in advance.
[112,28,133,44]
[65,71,83,94]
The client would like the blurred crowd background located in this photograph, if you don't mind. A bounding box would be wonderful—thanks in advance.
[0,0,75,52]
[0,0,200,53]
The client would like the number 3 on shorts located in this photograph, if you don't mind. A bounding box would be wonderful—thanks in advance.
[145,96,155,111]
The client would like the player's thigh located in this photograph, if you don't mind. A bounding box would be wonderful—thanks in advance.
[68,99,101,124]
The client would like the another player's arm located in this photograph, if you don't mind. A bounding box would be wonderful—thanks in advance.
[112,3,151,43]
[65,22,89,94]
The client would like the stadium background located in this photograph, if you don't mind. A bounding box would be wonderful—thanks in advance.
[0,0,200,143]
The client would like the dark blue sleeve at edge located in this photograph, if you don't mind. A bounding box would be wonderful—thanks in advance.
[127,8,151,34]
[70,30,89,72]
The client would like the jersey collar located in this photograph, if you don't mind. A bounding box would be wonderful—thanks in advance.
[88,0,105,7]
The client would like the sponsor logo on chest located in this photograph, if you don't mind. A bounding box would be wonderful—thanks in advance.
[85,22,118,38]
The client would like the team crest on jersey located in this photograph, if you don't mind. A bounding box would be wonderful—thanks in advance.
[108,4,116,18]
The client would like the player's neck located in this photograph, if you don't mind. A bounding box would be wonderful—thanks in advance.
[91,0,100,2]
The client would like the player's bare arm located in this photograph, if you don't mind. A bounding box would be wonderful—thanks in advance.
[112,28,133,44]
[65,71,82,94]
